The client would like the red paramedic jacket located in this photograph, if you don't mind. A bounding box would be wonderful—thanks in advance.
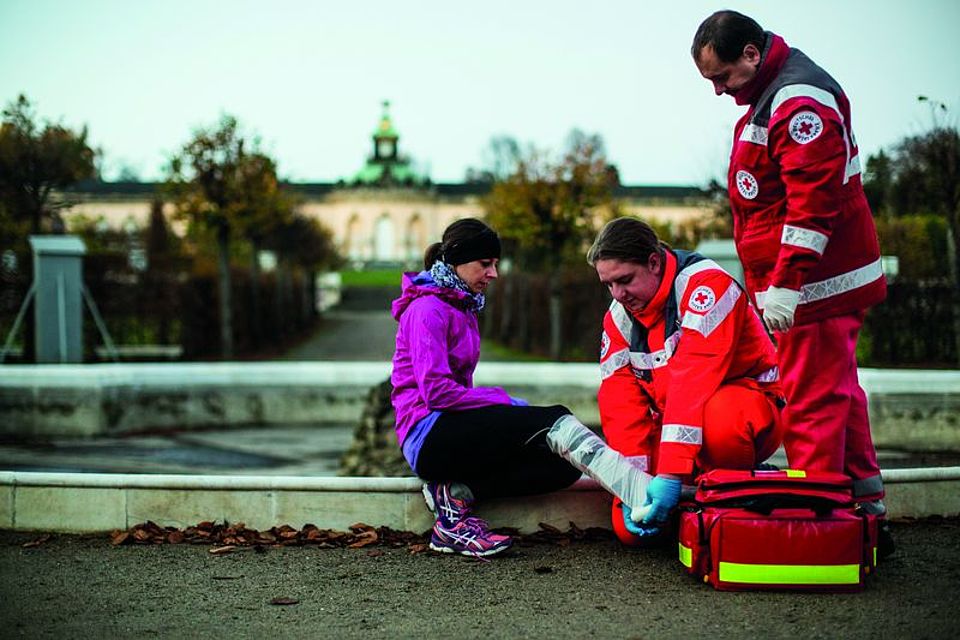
[727,33,886,325]
[597,250,780,476]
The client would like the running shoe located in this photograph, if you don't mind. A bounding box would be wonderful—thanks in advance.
[429,516,513,557]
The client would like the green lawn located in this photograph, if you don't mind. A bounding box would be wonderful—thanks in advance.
[481,338,551,362]
[340,269,405,288]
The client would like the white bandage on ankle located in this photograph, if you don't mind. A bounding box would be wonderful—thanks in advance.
[546,414,651,513]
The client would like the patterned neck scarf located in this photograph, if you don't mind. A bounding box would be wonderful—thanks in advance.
[430,261,485,312]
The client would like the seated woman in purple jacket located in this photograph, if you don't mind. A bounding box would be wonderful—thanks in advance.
[391,218,657,558]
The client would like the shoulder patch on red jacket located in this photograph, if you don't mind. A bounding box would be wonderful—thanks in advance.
[788,111,823,144]
[735,170,759,199]
[688,285,717,313]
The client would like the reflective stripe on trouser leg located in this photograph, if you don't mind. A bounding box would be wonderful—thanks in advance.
[844,352,883,497]
[853,475,884,500]
[546,414,652,512]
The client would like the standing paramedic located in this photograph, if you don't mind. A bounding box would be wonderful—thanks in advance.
[690,10,890,548]
[590,217,785,545]
[393,217,674,558]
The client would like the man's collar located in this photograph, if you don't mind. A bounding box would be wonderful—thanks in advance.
[734,32,790,106]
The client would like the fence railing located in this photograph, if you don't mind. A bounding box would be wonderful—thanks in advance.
[483,271,958,367]
[1,252,318,361]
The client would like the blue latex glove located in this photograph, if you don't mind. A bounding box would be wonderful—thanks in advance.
[621,503,662,538]
[641,475,682,525]
[509,396,529,407]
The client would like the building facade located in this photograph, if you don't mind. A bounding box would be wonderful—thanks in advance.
[63,102,712,267]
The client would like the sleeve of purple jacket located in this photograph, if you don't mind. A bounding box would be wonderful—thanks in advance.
[404,302,512,411]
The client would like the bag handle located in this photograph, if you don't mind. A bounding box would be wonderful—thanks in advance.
[710,493,840,517]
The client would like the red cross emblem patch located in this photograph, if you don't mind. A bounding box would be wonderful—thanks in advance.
[789,111,823,144]
[735,170,758,200]
[688,285,716,313]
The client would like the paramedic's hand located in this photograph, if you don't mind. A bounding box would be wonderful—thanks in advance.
[762,286,800,333]
[509,396,529,407]
[622,503,662,538]
[641,475,682,525]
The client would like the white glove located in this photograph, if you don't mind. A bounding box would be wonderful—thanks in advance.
[762,286,800,333]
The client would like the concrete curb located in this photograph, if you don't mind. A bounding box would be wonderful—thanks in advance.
[2,468,958,534]
[3,363,960,447]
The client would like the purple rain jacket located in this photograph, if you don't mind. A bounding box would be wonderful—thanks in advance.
[390,271,512,445]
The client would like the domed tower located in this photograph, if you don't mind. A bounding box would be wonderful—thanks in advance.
[349,101,428,188]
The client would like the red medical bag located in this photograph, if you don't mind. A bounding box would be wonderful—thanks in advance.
[678,469,878,592]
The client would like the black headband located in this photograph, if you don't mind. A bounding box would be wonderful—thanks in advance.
[442,228,501,266]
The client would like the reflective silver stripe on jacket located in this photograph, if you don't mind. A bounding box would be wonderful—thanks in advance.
[781,224,829,255]
[674,258,724,313]
[629,331,681,371]
[681,283,741,338]
[600,348,630,380]
[609,300,633,342]
[768,83,861,184]
[661,423,703,446]
[739,124,768,145]
[756,257,883,308]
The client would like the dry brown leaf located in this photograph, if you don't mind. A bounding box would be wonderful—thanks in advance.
[347,530,379,549]
[407,543,429,555]
[167,531,185,544]
[209,545,238,555]
[366,549,384,557]
[22,534,51,548]
[110,530,130,546]
[270,597,299,606]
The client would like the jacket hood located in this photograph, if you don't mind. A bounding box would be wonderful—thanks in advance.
[391,271,472,320]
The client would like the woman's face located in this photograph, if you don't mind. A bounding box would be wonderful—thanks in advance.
[594,255,663,313]
[455,258,499,294]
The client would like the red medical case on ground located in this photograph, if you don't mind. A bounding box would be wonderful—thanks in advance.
[678,469,878,592]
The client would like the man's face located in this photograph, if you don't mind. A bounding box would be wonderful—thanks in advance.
[595,256,663,314]
[695,43,761,98]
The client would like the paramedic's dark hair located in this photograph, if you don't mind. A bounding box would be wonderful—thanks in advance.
[691,10,765,63]
[586,217,667,266]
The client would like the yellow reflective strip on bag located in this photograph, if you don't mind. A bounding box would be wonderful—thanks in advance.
[718,561,860,585]
[785,469,806,478]
[679,543,692,568]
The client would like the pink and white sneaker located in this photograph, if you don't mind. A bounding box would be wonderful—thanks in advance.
[422,482,513,557]
[429,516,513,557]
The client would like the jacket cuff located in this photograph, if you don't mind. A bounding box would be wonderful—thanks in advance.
[770,264,806,291]
[655,445,695,475]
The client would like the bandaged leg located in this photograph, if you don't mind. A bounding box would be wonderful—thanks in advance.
[545,414,652,517]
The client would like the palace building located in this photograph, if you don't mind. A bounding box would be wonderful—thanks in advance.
[63,102,711,267]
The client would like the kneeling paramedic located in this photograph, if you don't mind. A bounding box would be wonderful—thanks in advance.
[589,217,785,544]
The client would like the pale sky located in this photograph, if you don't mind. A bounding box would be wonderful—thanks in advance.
[1,0,958,186]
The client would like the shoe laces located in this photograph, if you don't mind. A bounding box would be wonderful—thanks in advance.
[460,516,493,535]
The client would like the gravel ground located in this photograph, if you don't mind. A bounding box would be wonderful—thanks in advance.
[2,519,959,640]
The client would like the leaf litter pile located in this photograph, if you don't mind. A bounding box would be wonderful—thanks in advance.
[109,520,612,555]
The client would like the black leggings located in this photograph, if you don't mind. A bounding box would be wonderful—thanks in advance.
[415,404,582,501]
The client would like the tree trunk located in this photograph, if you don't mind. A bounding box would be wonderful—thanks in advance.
[249,241,262,349]
[548,269,563,360]
[499,276,514,344]
[947,224,960,366]
[517,273,530,352]
[216,224,234,359]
